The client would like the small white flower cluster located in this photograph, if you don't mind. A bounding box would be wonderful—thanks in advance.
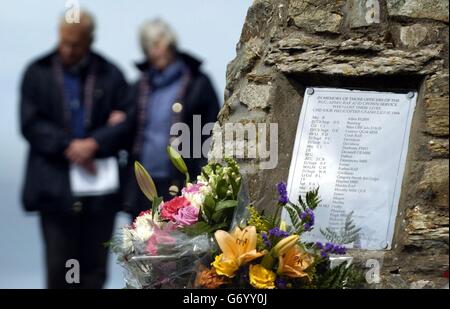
[182,182,211,209]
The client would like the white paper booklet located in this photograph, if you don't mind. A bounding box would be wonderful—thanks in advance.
[69,157,119,197]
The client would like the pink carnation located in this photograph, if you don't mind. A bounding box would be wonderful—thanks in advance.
[159,196,191,221]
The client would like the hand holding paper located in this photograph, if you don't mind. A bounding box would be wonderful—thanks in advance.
[70,157,119,197]
[65,138,99,166]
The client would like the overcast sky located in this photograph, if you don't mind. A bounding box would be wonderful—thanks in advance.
[0,0,252,288]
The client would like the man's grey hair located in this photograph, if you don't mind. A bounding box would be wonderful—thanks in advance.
[139,19,178,53]
[59,9,96,38]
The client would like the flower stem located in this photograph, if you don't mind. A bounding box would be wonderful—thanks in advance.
[260,253,275,270]
[272,203,282,228]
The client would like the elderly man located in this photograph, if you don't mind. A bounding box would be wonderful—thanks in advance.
[123,19,220,217]
[20,11,130,288]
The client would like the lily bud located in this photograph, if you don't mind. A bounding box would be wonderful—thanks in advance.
[134,161,157,201]
[167,146,189,175]
[272,235,299,257]
[280,220,287,231]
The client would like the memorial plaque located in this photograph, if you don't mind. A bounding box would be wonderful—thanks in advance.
[282,87,417,250]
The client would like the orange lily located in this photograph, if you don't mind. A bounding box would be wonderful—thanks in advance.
[278,245,314,279]
[212,226,266,277]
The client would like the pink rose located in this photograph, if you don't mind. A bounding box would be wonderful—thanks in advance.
[160,196,191,221]
[172,206,199,227]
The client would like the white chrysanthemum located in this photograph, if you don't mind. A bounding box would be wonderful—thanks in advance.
[120,227,135,255]
[132,214,154,243]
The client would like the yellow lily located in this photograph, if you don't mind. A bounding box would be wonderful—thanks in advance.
[212,226,267,277]
[272,234,299,257]
[278,245,314,279]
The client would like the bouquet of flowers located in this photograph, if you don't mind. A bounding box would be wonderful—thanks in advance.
[111,147,242,288]
[194,183,363,289]
[112,147,363,289]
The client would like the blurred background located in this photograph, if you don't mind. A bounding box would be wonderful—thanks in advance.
[0,0,251,288]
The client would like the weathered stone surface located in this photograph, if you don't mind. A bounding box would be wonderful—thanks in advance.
[240,0,275,42]
[387,0,449,23]
[417,160,449,208]
[426,73,449,96]
[400,24,428,48]
[424,97,449,137]
[410,280,436,289]
[410,280,436,290]
[405,206,449,243]
[427,139,449,158]
[266,37,443,75]
[289,0,344,33]
[393,24,448,49]
[226,37,263,93]
[381,275,410,288]
[239,82,273,110]
[381,253,449,289]
[213,0,449,287]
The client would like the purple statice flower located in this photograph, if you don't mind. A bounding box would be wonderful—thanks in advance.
[315,242,347,258]
[268,227,290,238]
[300,208,315,231]
[324,242,334,252]
[275,277,287,289]
[276,182,289,204]
[261,232,272,248]
[332,245,347,255]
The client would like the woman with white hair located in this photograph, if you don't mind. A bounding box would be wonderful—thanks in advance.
[123,19,220,217]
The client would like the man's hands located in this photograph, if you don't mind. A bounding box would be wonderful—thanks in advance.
[65,110,125,174]
[65,137,99,174]
[108,110,126,127]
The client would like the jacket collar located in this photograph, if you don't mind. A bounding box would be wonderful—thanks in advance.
[38,48,99,68]
[135,51,202,75]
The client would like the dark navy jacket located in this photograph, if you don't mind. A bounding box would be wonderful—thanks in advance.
[20,50,131,213]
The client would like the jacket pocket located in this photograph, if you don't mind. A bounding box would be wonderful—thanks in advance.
[22,151,70,211]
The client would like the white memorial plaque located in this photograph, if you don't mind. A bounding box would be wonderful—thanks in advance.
[282,87,417,250]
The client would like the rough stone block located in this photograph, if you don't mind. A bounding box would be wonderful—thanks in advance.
[239,82,273,110]
[405,206,449,248]
[289,0,343,33]
[424,97,449,137]
[427,139,449,158]
[425,73,449,95]
[387,0,449,23]
[417,159,449,208]
[400,24,428,48]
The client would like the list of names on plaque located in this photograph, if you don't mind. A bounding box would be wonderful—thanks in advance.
[283,88,417,250]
